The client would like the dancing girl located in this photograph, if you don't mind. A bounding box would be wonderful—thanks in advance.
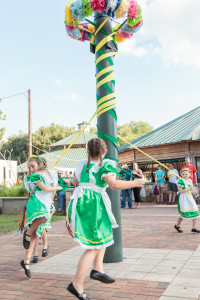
[66,138,144,300]
[20,155,62,277]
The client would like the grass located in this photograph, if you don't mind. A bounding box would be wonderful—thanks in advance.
[0,214,66,234]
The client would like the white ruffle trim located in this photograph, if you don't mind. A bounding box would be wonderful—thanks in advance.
[112,223,119,228]
[73,238,114,250]
[101,173,116,180]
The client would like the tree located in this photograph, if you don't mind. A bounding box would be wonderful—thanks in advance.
[0,124,77,163]
[0,133,28,163]
[0,99,6,143]
[33,123,76,154]
[117,121,153,146]
[90,127,97,134]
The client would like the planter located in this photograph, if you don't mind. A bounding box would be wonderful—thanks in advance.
[0,197,28,215]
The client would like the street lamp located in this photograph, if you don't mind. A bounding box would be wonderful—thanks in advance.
[1,89,32,157]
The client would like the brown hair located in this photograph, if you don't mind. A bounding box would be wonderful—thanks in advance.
[86,138,107,172]
[28,156,47,173]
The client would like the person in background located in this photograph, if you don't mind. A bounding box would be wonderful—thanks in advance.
[167,163,179,204]
[57,171,70,213]
[174,168,200,233]
[155,165,165,204]
[131,162,144,209]
[69,171,74,186]
[120,164,133,209]
[182,156,198,186]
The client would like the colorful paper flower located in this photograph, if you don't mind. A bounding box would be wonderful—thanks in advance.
[82,0,94,17]
[91,0,106,13]
[127,5,142,26]
[65,0,78,26]
[64,0,142,43]
[118,30,133,38]
[128,0,139,19]
[105,0,118,17]
[70,0,85,21]
[114,0,128,18]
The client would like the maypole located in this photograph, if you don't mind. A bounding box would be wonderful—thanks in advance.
[64,0,143,263]
[94,12,122,262]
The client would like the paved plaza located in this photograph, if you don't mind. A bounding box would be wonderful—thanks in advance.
[1,203,200,299]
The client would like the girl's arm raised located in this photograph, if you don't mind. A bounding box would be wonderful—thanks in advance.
[104,175,144,190]
[36,181,63,192]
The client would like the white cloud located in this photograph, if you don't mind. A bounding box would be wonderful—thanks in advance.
[52,92,82,103]
[119,39,147,57]
[119,0,200,68]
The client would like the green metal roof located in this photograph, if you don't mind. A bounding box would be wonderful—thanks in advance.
[49,132,96,147]
[119,106,200,152]
[18,148,88,173]
[18,131,97,173]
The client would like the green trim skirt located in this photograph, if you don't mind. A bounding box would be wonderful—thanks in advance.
[178,194,200,219]
[25,194,50,238]
[36,203,55,237]
[67,189,114,249]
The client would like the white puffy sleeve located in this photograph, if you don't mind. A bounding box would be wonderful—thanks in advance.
[49,170,58,186]
[101,160,117,180]
[75,160,87,182]
[24,175,31,192]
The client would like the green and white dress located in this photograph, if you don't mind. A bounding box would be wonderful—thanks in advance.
[177,178,199,219]
[24,171,58,237]
[67,159,118,249]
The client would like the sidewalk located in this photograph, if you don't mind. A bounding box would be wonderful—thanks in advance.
[1,203,200,299]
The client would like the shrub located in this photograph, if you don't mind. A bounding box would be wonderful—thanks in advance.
[0,185,28,197]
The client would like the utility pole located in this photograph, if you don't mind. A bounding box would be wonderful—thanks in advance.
[28,89,32,157]
[95,12,123,263]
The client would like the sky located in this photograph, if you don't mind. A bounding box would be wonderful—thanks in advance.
[0,0,200,141]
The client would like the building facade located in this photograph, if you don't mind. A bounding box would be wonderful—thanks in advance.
[119,106,200,183]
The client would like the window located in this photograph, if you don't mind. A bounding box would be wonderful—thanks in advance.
[196,157,200,182]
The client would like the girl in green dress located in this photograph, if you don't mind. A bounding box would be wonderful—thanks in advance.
[67,138,144,300]
[20,156,62,278]
[174,168,200,233]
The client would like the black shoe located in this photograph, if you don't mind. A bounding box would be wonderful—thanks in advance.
[23,230,31,249]
[174,225,183,233]
[20,260,31,278]
[42,245,49,257]
[57,209,63,213]
[90,270,115,284]
[129,207,133,209]
[31,256,38,263]
[67,282,89,300]
[121,207,126,208]
[191,228,200,233]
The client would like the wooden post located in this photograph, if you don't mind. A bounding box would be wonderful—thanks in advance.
[28,89,32,157]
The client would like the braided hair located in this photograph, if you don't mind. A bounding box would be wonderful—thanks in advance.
[86,138,107,172]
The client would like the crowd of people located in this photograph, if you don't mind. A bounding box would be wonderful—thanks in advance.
[119,156,199,208]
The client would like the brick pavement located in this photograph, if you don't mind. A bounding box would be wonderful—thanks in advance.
[0,204,200,299]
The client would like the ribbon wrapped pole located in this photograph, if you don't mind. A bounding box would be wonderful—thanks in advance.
[95,12,123,263]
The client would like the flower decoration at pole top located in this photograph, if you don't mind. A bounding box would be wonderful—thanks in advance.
[65,0,143,43]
